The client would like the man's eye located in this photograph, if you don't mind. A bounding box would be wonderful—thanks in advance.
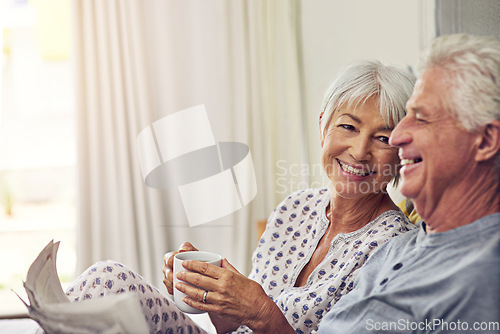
[415,118,429,125]
[415,113,428,124]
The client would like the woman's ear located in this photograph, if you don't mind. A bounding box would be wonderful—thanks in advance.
[319,112,324,147]
[475,120,500,162]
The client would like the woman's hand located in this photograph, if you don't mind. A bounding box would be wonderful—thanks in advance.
[175,258,295,334]
[162,242,198,295]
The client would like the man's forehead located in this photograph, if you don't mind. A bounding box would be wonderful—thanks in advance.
[406,69,448,110]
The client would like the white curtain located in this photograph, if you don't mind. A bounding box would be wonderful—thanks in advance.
[72,0,308,289]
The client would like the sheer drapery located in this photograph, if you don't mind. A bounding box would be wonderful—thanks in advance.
[72,0,308,289]
[72,0,161,285]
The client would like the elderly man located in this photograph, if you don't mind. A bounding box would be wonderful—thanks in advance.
[316,34,500,333]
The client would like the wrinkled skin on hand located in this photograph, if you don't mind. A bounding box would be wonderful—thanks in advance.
[175,258,294,334]
[163,242,294,333]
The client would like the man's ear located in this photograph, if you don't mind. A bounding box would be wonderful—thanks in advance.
[475,120,500,162]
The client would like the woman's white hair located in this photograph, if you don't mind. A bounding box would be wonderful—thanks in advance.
[416,34,500,131]
[319,60,416,185]
[320,60,416,137]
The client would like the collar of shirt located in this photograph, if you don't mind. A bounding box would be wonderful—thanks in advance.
[416,213,500,247]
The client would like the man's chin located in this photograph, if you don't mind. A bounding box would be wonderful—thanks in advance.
[398,181,420,201]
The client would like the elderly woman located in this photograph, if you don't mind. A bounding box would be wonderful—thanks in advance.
[65,60,416,334]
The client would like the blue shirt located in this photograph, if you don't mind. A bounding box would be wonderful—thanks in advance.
[318,213,500,334]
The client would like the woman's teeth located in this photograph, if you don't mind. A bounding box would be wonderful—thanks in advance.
[338,160,371,176]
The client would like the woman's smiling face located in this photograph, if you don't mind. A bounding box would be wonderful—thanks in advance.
[321,97,400,199]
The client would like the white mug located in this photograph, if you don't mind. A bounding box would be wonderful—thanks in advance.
[173,251,222,314]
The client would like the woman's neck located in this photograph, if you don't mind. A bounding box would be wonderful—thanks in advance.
[327,191,396,234]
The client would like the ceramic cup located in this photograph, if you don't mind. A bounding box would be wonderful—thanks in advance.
[173,251,222,314]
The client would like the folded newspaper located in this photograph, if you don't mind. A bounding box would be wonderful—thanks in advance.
[19,240,149,333]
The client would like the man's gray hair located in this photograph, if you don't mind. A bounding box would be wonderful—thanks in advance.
[417,34,500,171]
[416,34,500,131]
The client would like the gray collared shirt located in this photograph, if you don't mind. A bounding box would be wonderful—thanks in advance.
[318,213,500,334]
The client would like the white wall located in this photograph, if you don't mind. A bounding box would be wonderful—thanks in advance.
[299,0,434,201]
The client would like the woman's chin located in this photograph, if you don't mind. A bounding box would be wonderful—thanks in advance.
[331,183,389,200]
[332,187,371,199]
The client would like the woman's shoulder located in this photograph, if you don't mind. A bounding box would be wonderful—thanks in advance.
[369,209,418,235]
[277,187,330,205]
[265,188,329,231]
[270,187,329,218]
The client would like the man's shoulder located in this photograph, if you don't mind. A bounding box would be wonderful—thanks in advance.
[370,225,420,254]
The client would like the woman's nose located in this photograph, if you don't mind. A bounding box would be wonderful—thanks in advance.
[349,136,371,161]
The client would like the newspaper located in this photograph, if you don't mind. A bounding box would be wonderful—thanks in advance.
[19,240,149,334]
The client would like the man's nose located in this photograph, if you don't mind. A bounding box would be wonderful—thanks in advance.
[389,116,412,148]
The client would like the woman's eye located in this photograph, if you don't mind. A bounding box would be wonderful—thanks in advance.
[377,136,390,144]
[339,124,355,131]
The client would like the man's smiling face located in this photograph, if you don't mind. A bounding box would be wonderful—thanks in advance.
[389,67,479,219]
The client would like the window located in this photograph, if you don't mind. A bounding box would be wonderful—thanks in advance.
[0,0,76,316]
